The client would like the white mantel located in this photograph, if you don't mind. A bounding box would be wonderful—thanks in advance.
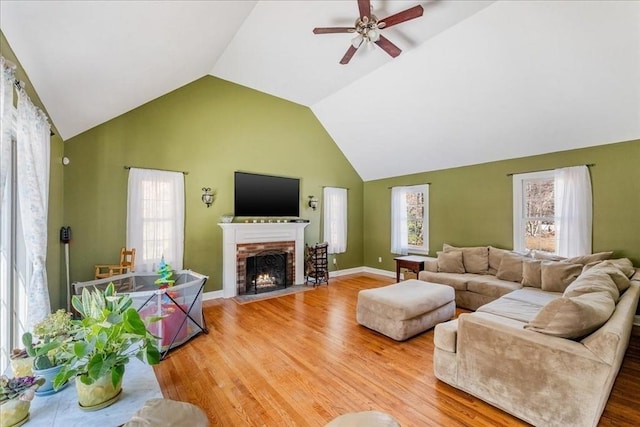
[219,222,310,298]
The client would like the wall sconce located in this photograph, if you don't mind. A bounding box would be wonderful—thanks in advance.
[201,187,215,208]
[308,195,319,211]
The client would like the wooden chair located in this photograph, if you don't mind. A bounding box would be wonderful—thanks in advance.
[304,242,329,287]
[94,247,136,280]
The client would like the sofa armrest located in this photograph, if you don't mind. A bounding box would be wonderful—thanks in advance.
[455,312,614,426]
[423,258,438,272]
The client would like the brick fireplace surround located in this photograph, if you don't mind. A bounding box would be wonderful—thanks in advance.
[219,222,310,298]
[236,241,294,294]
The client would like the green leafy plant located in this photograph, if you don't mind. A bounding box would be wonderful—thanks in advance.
[52,282,160,390]
[22,309,74,370]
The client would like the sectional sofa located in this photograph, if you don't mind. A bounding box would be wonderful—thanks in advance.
[418,245,639,427]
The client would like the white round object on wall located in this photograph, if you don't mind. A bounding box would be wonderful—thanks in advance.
[62,157,70,165]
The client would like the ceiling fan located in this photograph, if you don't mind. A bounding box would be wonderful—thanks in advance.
[313,0,424,64]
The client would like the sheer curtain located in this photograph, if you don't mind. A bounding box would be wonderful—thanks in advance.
[127,168,184,272]
[0,57,13,206]
[555,165,592,257]
[16,88,51,328]
[391,186,408,255]
[323,187,347,254]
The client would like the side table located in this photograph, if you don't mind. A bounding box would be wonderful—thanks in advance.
[394,255,432,283]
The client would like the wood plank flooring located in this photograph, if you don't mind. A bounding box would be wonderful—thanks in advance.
[153,273,640,426]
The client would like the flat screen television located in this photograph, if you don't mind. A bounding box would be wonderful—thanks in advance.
[234,172,300,217]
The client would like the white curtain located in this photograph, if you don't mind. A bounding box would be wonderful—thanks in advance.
[391,186,409,255]
[323,187,347,254]
[127,168,184,272]
[0,57,14,206]
[16,89,51,327]
[555,165,592,257]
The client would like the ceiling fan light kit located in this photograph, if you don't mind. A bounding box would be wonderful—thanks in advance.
[313,0,424,64]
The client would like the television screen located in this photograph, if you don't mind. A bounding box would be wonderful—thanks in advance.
[234,172,300,217]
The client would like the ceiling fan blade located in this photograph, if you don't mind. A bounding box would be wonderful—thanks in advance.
[340,45,359,65]
[358,0,371,19]
[379,5,424,29]
[375,35,402,58]
[313,27,355,34]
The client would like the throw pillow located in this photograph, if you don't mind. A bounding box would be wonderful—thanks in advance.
[565,251,614,266]
[532,250,566,261]
[524,291,615,339]
[521,258,542,288]
[437,251,465,274]
[488,246,509,275]
[583,258,635,279]
[540,261,583,293]
[587,261,632,293]
[444,244,489,274]
[496,252,524,283]
[563,269,620,302]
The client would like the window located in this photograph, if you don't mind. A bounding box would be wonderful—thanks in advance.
[322,187,347,254]
[391,184,429,255]
[127,168,185,272]
[513,171,556,254]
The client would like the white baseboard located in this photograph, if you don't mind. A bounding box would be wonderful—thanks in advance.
[361,266,397,279]
[329,267,366,277]
[203,290,223,301]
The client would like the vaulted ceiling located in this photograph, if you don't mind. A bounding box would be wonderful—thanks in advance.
[1,1,639,180]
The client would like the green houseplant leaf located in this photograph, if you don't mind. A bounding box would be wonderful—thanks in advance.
[53,282,160,392]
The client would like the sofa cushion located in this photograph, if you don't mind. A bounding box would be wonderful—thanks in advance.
[437,251,465,273]
[496,252,524,283]
[466,276,522,298]
[521,258,542,288]
[524,291,615,339]
[565,251,613,266]
[434,319,458,353]
[502,288,562,307]
[418,271,472,291]
[564,269,620,302]
[443,244,489,274]
[477,297,546,323]
[532,250,566,261]
[488,246,509,275]
[540,261,582,292]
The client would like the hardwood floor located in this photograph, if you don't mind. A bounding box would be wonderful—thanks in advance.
[153,274,640,426]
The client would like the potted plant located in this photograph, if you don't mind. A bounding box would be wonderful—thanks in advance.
[8,349,33,379]
[0,375,45,427]
[21,309,74,395]
[53,282,160,410]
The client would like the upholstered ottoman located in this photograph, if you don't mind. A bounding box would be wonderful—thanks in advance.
[356,279,455,341]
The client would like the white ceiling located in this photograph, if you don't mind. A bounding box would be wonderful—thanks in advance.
[2,1,639,181]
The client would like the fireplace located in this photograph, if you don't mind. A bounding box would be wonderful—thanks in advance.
[243,250,290,295]
[219,222,310,298]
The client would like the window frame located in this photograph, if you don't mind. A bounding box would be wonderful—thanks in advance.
[400,184,429,255]
[512,170,555,254]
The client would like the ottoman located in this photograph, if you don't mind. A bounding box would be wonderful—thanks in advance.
[356,279,455,341]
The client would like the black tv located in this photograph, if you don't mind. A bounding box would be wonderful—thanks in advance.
[234,172,300,217]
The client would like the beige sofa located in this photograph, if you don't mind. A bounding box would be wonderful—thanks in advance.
[420,245,639,426]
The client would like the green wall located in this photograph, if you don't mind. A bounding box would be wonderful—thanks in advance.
[63,76,364,292]
[364,139,640,271]
[1,32,66,309]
